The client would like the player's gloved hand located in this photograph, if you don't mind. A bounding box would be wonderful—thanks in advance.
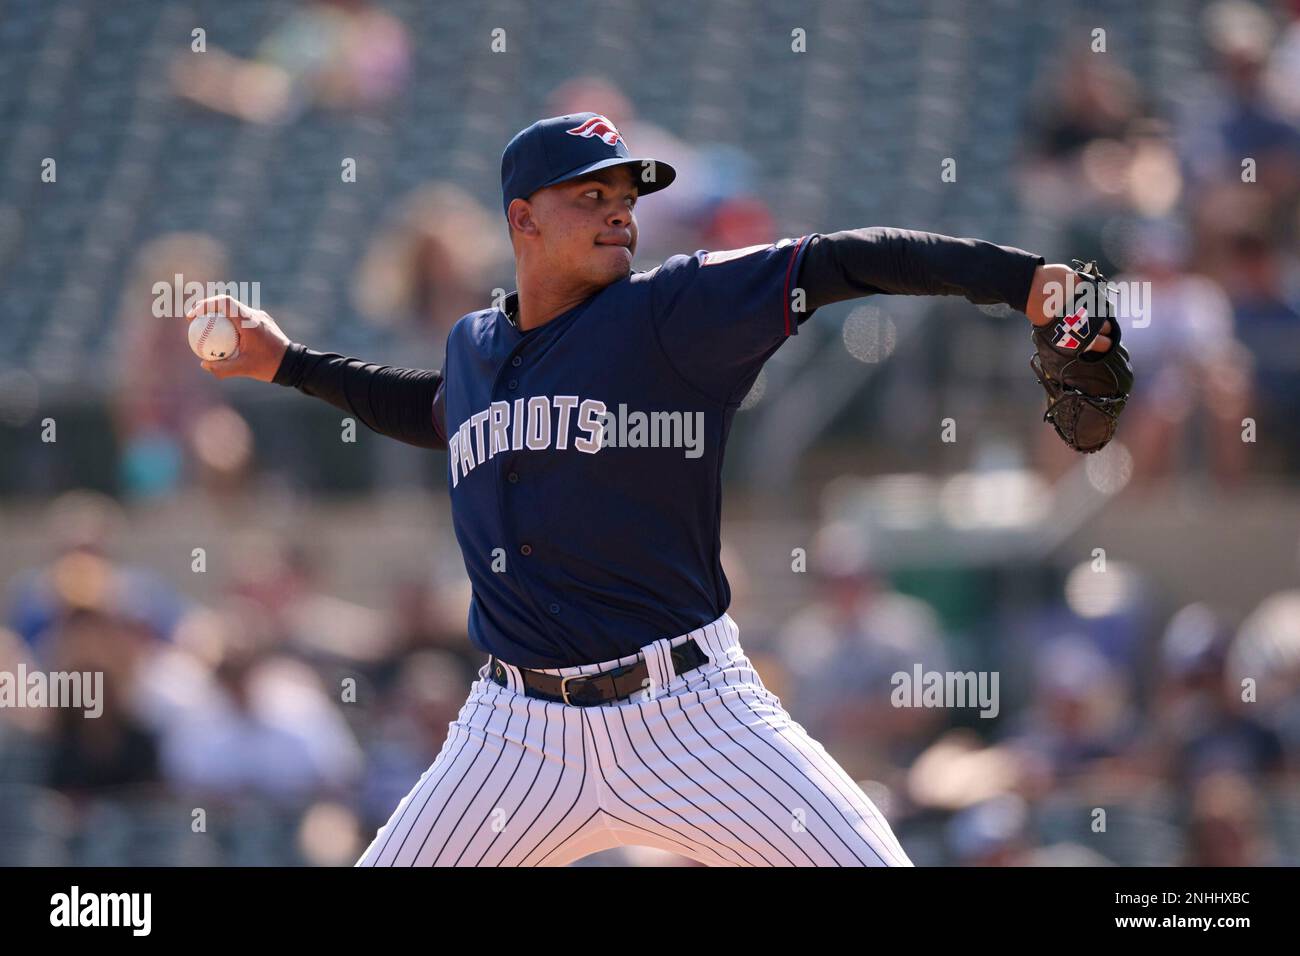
[1025,263,1112,353]
[1023,260,1134,454]
[185,295,292,382]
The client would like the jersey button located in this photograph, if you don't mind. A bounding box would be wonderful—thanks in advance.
[548,603,561,615]
[511,356,522,367]
[507,379,518,390]
[507,471,519,483]
[519,544,532,556]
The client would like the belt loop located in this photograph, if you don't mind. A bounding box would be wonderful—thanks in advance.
[640,637,674,702]
[491,657,526,694]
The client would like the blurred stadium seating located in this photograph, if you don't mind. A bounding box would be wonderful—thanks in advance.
[1,0,1298,866]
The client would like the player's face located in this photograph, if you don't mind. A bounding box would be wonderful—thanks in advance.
[534,166,639,285]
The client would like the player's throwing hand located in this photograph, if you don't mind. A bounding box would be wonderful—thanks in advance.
[184,294,291,382]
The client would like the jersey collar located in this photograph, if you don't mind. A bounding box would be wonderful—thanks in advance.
[498,275,643,336]
[501,290,521,330]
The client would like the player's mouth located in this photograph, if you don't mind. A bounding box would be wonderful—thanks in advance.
[595,234,633,253]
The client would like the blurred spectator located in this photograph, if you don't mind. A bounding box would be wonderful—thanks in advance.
[297,799,365,866]
[356,649,467,830]
[1019,42,1145,245]
[1026,47,1141,164]
[171,0,411,124]
[352,182,512,368]
[1007,560,1152,680]
[385,576,479,683]
[152,621,363,802]
[777,522,951,778]
[1214,224,1300,469]
[1265,4,1300,121]
[694,174,776,251]
[1023,51,1191,291]
[1004,635,1138,785]
[1114,219,1253,488]
[0,626,47,738]
[214,529,411,672]
[1228,589,1300,763]
[4,491,191,653]
[946,794,1032,866]
[908,730,1027,811]
[43,609,162,796]
[1179,1,1300,213]
[1184,770,1276,865]
[1150,602,1284,786]
[109,235,254,502]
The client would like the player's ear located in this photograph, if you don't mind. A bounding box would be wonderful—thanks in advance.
[507,198,538,237]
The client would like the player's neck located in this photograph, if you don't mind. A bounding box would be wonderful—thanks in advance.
[514,272,601,332]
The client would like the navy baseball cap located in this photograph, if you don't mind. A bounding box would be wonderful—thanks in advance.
[500,112,676,218]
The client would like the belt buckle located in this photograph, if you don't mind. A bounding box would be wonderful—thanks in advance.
[560,673,594,706]
[559,662,637,705]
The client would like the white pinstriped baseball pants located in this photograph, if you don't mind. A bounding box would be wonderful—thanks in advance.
[356,613,912,867]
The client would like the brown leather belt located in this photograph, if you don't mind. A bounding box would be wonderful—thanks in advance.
[488,638,710,706]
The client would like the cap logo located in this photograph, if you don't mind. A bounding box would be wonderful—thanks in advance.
[566,115,623,147]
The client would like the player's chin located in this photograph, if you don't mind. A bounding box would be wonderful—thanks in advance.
[591,244,634,279]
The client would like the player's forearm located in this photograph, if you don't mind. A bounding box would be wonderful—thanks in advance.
[797,226,1044,315]
[272,343,448,450]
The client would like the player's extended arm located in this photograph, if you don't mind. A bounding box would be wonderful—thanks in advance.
[184,294,447,450]
[795,227,1113,352]
[796,226,1043,315]
[273,344,447,451]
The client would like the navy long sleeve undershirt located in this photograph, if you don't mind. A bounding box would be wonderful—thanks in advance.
[796,226,1043,320]
[272,346,448,450]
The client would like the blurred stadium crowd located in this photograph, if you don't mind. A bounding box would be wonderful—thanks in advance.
[1,0,1299,865]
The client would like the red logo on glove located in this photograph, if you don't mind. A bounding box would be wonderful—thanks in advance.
[1053,307,1091,350]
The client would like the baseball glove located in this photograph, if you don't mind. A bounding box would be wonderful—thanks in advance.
[1029,260,1134,454]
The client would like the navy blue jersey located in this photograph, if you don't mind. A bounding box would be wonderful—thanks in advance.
[274,226,1042,669]
[442,236,815,667]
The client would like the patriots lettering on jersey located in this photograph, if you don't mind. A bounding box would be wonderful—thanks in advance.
[448,396,707,486]
[449,395,604,487]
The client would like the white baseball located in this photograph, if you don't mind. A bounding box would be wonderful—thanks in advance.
[188,313,241,362]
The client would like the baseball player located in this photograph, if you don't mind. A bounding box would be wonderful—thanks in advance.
[189,112,1133,866]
